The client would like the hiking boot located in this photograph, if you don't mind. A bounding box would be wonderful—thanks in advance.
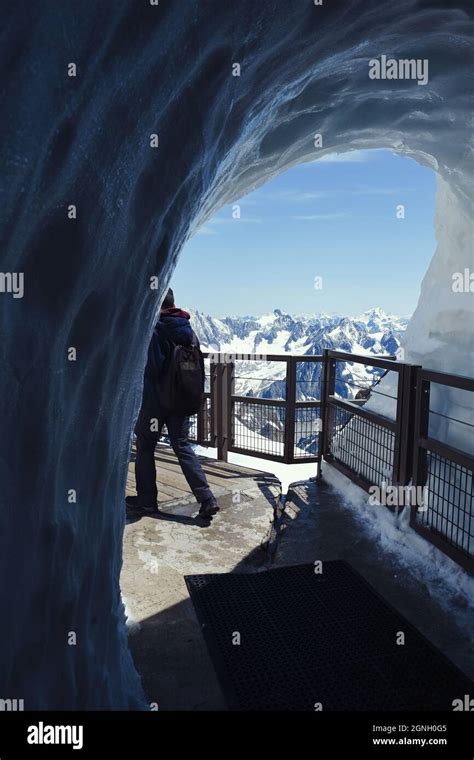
[126,495,158,514]
[198,496,219,517]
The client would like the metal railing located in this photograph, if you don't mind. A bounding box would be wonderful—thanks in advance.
[185,350,473,572]
[410,368,474,573]
[321,349,419,491]
[192,354,323,464]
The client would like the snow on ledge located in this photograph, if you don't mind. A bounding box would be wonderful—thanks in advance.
[320,463,474,622]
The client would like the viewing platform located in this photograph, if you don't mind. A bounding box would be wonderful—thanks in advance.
[122,444,474,711]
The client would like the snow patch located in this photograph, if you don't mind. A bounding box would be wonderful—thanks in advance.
[321,463,474,622]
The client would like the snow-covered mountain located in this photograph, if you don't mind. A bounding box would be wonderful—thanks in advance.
[190,306,407,357]
[189,306,409,401]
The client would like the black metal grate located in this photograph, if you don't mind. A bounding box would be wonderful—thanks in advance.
[413,451,474,557]
[231,400,285,457]
[328,405,394,487]
[294,406,321,458]
[186,561,473,711]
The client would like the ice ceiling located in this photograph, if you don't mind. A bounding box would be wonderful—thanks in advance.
[0,0,472,707]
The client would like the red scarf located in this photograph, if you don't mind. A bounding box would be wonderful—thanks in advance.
[160,306,190,319]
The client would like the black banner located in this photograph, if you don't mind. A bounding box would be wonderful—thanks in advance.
[0,711,472,758]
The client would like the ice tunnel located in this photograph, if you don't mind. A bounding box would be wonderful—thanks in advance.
[0,1,472,708]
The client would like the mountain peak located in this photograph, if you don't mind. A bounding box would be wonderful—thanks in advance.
[362,306,387,317]
[357,306,392,325]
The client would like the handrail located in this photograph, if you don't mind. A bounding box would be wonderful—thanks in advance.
[421,368,474,392]
[327,349,400,372]
[231,395,286,407]
[418,436,474,471]
[327,396,397,432]
[202,352,324,361]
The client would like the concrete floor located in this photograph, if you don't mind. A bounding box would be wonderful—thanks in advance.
[122,446,280,710]
[121,448,473,710]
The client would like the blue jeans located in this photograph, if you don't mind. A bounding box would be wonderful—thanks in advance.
[134,410,213,507]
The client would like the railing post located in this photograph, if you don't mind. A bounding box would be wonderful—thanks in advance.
[393,368,405,486]
[214,355,233,462]
[321,349,336,464]
[316,354,327,480]
[215,357,224,462]
[283,357,296,463]
[411,368,430,494]
[397,363,421,486]
[224,359,234,461]
[393,363,419,486]
[210,357,219,453]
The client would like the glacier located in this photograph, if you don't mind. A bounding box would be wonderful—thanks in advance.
[0,0,473,708]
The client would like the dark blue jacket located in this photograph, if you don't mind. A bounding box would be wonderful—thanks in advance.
[141,308,195,414]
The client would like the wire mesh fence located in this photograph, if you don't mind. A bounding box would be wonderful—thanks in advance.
[293,406,321,458]
[410,368,474,572]
[231,400,286,459]
[327,404,395,488]
[185,351,473,573]
[228,356,322,462]
[412,451,473,559]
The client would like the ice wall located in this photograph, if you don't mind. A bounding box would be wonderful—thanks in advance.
[0,0,472,708]
[404,178,474,448]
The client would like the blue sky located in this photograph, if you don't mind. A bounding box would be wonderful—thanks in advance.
[172,149,436,318]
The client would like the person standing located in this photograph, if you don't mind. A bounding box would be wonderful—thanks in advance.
[127,288,218,517]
